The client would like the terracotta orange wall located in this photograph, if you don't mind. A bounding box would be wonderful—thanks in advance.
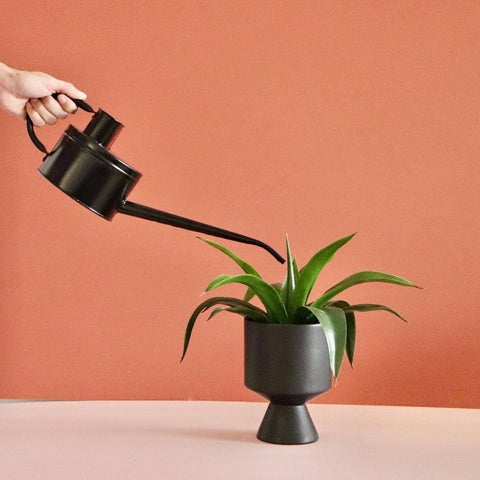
[1,1,478,407]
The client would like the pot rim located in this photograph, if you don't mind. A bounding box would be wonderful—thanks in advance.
[244,317,323,329]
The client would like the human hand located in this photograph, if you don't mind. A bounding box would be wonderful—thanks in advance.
[0,62,87,127]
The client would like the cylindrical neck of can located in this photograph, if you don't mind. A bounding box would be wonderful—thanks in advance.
[83,109,123,149]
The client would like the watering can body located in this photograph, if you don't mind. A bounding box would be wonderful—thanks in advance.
[38,110,139,220]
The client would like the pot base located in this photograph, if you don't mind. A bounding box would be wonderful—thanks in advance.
[257,403,319,445]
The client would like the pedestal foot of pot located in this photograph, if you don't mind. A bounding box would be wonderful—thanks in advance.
[256,403,319,445]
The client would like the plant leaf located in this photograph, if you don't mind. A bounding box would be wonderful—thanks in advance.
[207,307,229,320]
[292,258,300,283]
[271,282,283,296]
[206,274,288,323]
[198,237,261,277]
[182,296,268,360]
[280,234,296,319]
[300,306,347,383]
[288,233,356,318]
[199,237,263,304]
[244,289,255,302]
[292,306,315,324]
[205,274,233,292]
[244,282,282,303]
[207,306,267,322]
[342,303,408,322]
[328,300,356,368]
[312,271,421,308]
[345,310,356,368]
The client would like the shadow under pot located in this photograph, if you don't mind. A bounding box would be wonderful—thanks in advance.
[244,318,332,445]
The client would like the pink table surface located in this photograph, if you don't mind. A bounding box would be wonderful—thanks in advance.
[1,401,478,479]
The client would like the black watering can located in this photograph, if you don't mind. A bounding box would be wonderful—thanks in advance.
[27,95,285,263]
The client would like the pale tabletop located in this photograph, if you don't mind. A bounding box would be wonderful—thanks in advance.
[1,401,478,479]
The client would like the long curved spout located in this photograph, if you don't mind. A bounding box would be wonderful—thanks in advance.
[117,200,285,263]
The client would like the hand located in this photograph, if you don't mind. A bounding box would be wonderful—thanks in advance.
[0,62,87,127]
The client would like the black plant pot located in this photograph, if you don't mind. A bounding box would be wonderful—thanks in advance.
[244,318,332,445]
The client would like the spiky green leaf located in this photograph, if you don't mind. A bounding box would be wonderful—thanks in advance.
[182,296,268,360]
[292,306,315,324]
[299,306,347,382]
[207,307,227,320]
[205,274,233,291]
[199,237,264,307]
[207,306,267,322]
[198,237,261,277]
[312,271,420,308]
[328,300,356,368]
[292,258,300,283]
[206,274,288,323]
[244,282,282,303]
[342,303,408,322]
[244,289,255,302]
[288,234,356,318]
[280,235,296,318]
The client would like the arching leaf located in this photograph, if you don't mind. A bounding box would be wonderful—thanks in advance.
[342,303,408,322]
[207,306,267,322]
[182,296,268,360]
[312,271,421,308]
[206,274,288,323]
[198,237,261,277]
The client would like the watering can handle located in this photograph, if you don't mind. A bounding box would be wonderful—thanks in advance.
[26,93,95,154]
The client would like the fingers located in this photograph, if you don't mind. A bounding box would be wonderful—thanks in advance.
[53,79,87,100]
[41,95,69,119]
[26,101,46,127]
[24,75,89,127]
[26,98,59,126]
[26,94,80,127]
[56,94,78,114]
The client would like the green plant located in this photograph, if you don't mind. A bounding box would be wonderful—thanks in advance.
[182,233,421,382]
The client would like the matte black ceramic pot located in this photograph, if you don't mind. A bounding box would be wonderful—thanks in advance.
[244,318,332,445]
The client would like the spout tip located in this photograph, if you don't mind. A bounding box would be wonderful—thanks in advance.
[264,245,285,264]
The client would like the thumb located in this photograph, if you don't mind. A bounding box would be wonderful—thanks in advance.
[51,79,87,100]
